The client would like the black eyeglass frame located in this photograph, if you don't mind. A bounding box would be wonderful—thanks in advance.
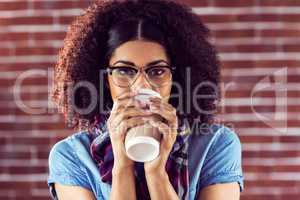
[106,65,176,88]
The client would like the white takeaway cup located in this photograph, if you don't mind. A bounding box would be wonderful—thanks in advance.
[125,89,162,162]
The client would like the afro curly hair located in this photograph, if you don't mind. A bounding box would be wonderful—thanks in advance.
[51,0,220,131]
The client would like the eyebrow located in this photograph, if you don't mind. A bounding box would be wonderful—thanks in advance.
[112,59,169,66]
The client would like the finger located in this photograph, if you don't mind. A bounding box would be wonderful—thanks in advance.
[146,118,178,155]
[112,95,144,114]
[149,101,173,112]
[148,120,170,135]
[112,107,152,128]
[149,97,162,102]
[116,117,148,139]
[149,104,177,128]
[113,98,142,113]
[155,120,177,142]
[149,97,174,111]
[116,90,137,100]
[112,91,137,109]
[149,96,169,103]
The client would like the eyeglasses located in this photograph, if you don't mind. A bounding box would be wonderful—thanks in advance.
[106,65,175,88]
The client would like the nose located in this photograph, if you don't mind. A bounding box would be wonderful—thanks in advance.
[131,72,153,92]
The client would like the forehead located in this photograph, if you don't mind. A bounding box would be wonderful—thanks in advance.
[109,40,169,65]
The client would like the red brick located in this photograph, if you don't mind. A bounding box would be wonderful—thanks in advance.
[217,44,278,53]
[0,77,48,87]
[0,47,14,56]
[0,122,66,130]
[31,32,66,40]
[280,14,300,22]
[0,151,31,160]
[176,0,211,7]
[11,137,51,146]
[0,32,29,41]
[222,60,300,69]
[0,137,6,145]
[0,17,53,26]
[244,165,300,173]
[244,195,300,200]
[222,74,300,83]
[222,90,277,98]
[201,14,238,23]
[0,2,27,10]
[0,62,54,71]
[240,135,300,143]
[260,29,300,37]
[0,181,33,190]
[244,150,300,158]
[212,29,256,38]
[0,92,49,101]
[237,14,281,22]
[212,0,257,7]
[223,120,300,128]
[200,14,300,23]
[259,0,300,6]
[14,47,59,56]
[7,166,48,174]
[58,16,76,25]
[36,150,50,159]
[219,105,276,114]
[221,105,300,114]
[282,44,300,52]
[32,1,89,9]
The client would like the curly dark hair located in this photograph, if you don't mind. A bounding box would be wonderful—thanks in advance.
[51,0,220,131]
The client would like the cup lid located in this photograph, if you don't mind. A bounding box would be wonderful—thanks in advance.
[137,88,161,97]
[134,89,161,104]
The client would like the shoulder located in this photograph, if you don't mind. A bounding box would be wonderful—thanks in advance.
[48,131,93,189]
[188,124,244,194]
[200,124,242,168]
[188,124,241,158]
[48,131,108,199]
[48,131,91,164]
[202,125,243,191]
[208,124,241,154]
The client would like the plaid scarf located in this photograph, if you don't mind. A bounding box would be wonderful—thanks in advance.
[88,113,190,200]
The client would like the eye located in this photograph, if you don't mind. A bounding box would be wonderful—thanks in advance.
[114,67,137,76]
[147,66,168,77]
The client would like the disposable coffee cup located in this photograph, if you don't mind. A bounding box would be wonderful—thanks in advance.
[125,89,162,162]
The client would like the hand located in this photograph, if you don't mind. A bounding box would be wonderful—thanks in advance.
[143,97,178,175]
[107,91,153,171]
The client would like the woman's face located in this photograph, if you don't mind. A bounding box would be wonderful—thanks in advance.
[108,40,172,102]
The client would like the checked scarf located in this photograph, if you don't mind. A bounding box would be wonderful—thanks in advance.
[88,113,190,200]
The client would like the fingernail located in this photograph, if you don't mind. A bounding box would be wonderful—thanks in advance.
[131,91,138,96]
[139,101,146,107]
[150,104,158,109]
[145,110,152,114]
[149,121,157,127]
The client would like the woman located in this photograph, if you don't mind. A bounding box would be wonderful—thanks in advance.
[47,0,244,199]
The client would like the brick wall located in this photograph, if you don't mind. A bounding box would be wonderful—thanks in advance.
[0,0,299,200]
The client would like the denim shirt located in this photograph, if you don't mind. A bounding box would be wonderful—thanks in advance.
[47,124,244,200]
